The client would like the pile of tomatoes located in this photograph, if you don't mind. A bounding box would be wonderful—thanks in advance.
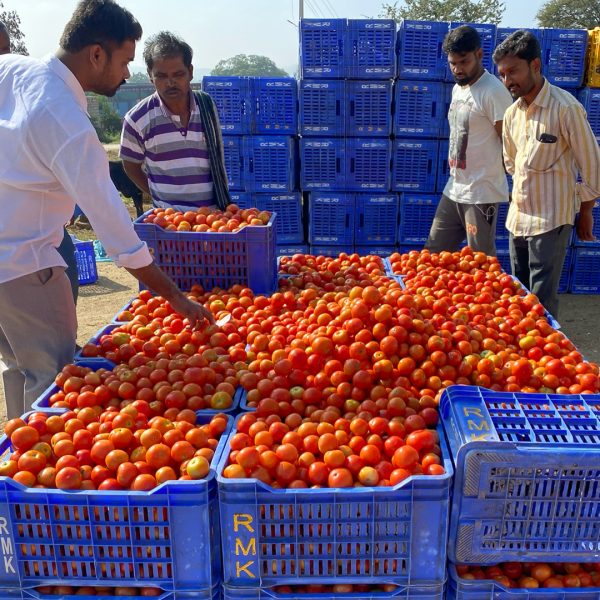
[457,562,600,589]
[2,367,229,490]
[35,585,162,596]
[141,204,270,232]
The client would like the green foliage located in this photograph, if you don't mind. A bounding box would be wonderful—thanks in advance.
[536,0,600,29]
[211,54,288,76]
[380,0,505,25]
[90,96,122,143]
[127,71,151,83]
[0,1,28,55]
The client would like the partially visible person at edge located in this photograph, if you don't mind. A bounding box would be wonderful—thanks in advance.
[425,25,512,256]
[494,30,599,318]
[0,0,214,419]
[119,31,230,212]
[0,21,10,55]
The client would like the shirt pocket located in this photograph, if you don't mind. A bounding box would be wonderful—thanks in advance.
[526,135,564,172]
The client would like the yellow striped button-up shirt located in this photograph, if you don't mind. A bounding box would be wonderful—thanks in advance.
[503,79,600,236]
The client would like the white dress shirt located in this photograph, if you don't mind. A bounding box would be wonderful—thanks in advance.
[0,54,152,283]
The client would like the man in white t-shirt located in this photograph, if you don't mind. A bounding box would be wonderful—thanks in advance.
[425,25,513,255]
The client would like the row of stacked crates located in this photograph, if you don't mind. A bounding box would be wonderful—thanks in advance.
[301,19,588,88]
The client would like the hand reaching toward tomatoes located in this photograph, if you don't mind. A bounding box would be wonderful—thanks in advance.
[169,294,215,328]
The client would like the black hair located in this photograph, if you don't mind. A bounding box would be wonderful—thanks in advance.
[59,0,142,54]
[143,31,193,71]
[443,25,481,55]
[493,29,542,64]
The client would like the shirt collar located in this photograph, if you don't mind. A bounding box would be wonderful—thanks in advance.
[156,88,197,120]
[518,77,549,111]
[43,54,88,114]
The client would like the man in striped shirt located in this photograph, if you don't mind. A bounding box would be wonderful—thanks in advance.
[494,30,599,317]
[120,32,229,210]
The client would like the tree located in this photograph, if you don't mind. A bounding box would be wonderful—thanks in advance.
[90,96,122,143]
[211,54,288,77]
[0,1,28,55]
[381,0,505,25]
[127,71,151,83]
[537,0,599,29]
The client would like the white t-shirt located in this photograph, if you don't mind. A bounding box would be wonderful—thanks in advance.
[444,70,513,205]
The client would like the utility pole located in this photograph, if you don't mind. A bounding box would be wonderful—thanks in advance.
[299,0,304,20]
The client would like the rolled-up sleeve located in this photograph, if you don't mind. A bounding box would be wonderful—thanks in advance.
[564,103,600,203]
[50,129,152,269]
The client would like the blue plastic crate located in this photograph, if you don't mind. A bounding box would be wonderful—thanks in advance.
[346,19,397,79]
[393,80,446,138]
[398,194,439,244]
[245,136,296,192]
[300,138,345,190]
[276,244,309,257]
[308,192,355,245]
[559,247,573,293]
[309,245,351,257]
[355,193,399,245]
[355,245,394,257]
[223,583,445,600]
[571,247,600,293]
[541,28,588,88]
[300,19,346,78]
[446,23,497,80]
[439,83,453,138]
[496,202,509,241]
[346,80,393,136]
[0,412,233,590]
[392,139,438,193]
[202,76,253,134]
[397,20,449,80]
[580,87,600,142]
[73,240,98,285]
[435,139,449,193]
[447,564,600,600]
[223,135,245,190]
[217,415,453,587]
[299,80,345,136]
[253,193,303,244]
[346,138,391,191]
[252,78,298,135]
[229,191,254,210]
[23,585,222,600]
[440,385,600,564]
[134,210,277,294]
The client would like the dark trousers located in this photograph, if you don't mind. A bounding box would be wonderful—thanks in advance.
[509,224,572,318]
[57,228,79,304]
[425,195,500,256]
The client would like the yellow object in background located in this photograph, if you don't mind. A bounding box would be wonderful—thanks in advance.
[586,28,600,88]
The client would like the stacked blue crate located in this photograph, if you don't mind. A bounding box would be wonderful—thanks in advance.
[392,139,438,192]
[346,80,393,136]
[580,87,600,142]
[244,136,296,192]
[252,193,303,244]
[300,19,346,78]
[346,138,391,191]
[253,78,298,135]
[308,192,355,246]
[398,194,440,244]
[299,80,345,136]
[396,20,449,80]
[393,80,446,138]
[203,76,253,134]
[541,28,588,88]
[436,139,449,194]
[346,19,397,79]
[223,136,244,190]
[355,193,399,245]
[300,138,345,190]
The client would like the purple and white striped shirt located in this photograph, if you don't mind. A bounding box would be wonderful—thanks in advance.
[120,91,214,208]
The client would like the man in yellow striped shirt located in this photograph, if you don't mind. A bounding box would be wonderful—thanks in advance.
[494,30,599,317]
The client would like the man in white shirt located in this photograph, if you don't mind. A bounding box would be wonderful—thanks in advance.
[425,25,513,255]
[0,0,213,418]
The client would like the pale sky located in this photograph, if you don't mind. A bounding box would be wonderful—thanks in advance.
[5,0,545,74]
